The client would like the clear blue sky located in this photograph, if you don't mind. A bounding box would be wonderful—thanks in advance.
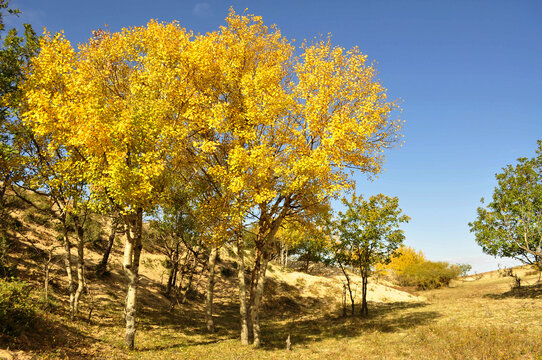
[7,0,542,273]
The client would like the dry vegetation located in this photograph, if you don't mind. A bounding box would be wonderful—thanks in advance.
[4,139,533,359]
[1,214,542,360]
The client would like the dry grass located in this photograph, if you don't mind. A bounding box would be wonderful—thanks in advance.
[2,212,542,359]
[2,263,540,359]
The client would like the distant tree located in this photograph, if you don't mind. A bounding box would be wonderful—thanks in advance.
[276,203,331,272]
[469,140,542,270]
[457,263,472,277]
[375,245,426,280]
[332,194,409,316]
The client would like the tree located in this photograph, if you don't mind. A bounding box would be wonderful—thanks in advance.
[192,11,403,345]
[469,140,542,269]
[22,9,404,347]
[12,131,92,320]
[332,194,409,316]
[152,175,230,333]
[22,23,198,349]
[0,0,38,275]
[375,245,426,280]
[277,208,331,272]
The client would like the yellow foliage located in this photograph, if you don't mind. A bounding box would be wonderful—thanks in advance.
[376,246,426,277]
[22,9,403,228]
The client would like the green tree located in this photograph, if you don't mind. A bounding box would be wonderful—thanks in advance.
[332,193,409,316]
[469,140,542,269]
[0,0,38,277]
[0,1,38,189]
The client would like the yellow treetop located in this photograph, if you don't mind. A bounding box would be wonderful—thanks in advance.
[376,246,426,277]
[22,9,403,230]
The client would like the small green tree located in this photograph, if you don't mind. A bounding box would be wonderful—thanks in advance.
[469,140,542,269]
[332,193,409,316]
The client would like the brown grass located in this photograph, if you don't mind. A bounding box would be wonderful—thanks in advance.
[2,212,542,359]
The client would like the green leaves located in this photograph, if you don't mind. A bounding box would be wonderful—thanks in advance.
[332,193,409,270]
[469,140,542,265]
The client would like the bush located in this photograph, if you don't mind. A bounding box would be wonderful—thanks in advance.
[23,208,51,228]
[0,233,16,278]
[84,216,105,250]
[376,246,426,278]
[220,266,235,278]
[397,261,462,290]
[0,278,37,335]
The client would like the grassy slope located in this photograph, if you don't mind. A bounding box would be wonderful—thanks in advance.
[1,210,542,359]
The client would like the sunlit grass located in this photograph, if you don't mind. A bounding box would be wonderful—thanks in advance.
[3,265,541,359]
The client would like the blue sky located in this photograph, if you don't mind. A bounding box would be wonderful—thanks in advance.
[7,0,542,273]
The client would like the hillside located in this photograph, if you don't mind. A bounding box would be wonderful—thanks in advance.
[1,209,541,359]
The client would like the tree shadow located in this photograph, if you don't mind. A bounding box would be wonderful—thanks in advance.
[485,283,542,299]
[259,301,439,350]
[0,313,99,359]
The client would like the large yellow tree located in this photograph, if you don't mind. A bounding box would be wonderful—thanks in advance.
[22,9,403,348]
[22,24,200,349]
[189,11,404,346]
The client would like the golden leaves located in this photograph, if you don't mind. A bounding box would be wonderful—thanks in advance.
[22,9,403,217]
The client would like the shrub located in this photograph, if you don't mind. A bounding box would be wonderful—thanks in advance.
[0,233,16,278]
[84,216,105,250]
[376,246,426,278]
[397,261,462,290]
[0,278,37,335]
[220,266,235,278]
[498,268,522,289]
[23,208,51,228]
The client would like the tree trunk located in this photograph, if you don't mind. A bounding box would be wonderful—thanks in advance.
[44,262,49,300]
[205,246,218,332]
[360,269,368,317]
[342,284,347,317]
[165,241,179,297]
[176,249,192,294]
[338,261,354,316]
[249,248,262,306]
[123,209,143,350]
[247,247,263,339]
[97,216,118,276]
[180,253,197,304]
[62,222,76,320]
[44,246,55,302]
[73,224,86,317]
[236,237,249,345]
[280,242,285,268]
[251,254,268,347]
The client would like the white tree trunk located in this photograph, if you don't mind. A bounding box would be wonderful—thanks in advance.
[123,209,143,350]
[205,246,218,332]
[73,225,86,316]
[237,238,249,345]
[62,224,75,320]
[251,255,268,347]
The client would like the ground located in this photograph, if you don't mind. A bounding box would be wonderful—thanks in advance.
[1,211,541,359]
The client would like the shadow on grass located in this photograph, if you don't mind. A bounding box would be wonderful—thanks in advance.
[0,313,99,359]
[259,301,439,350]
[485,282,542,299]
